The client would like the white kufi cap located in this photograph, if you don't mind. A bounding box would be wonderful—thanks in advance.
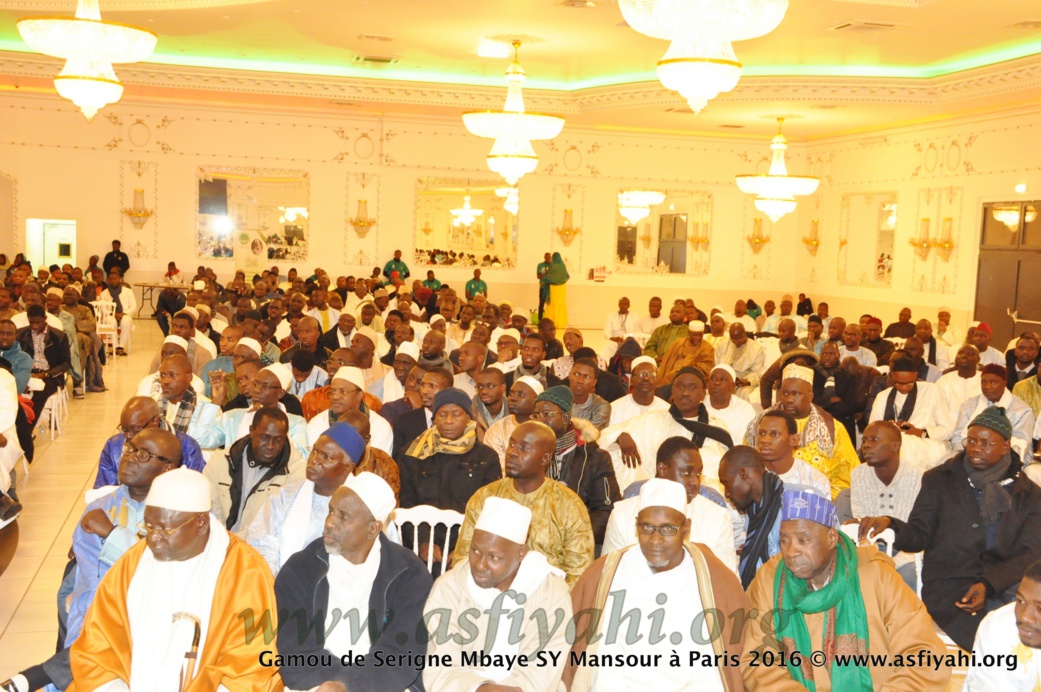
[236,337,262,356]
[162,335,188,351]
[631,356,657,373]
[145,467,211,513]
[396,341,420,361]
[637,478,687,514]
[474,497,531,545]
[261,362,292,390]
[514,376,544,397]
[711,364,736,380]
[345,472,397,524]
[333,365,366,392]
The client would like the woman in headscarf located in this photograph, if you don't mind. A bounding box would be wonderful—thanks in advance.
[540,252,569,328]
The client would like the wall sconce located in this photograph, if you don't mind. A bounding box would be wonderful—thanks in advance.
[555,208,580,245]
[421,220,433,235]
[639,228,653,248]
[687,221,710,250]
[930,217,955,261]
[747,218,770,254]
[910,218,931,260]
[801,219,820,256]
[350,199,377,237]
[122,188,153,230]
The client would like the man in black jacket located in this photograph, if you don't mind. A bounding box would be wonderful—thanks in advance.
[392,368,452,459]
[276,472,432,692]
[860,406,1041,650]
[531,385,620,553]
[17,304,71,420]
[101,239,129,276]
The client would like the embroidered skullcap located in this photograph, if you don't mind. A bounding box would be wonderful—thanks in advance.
[474,497,531,545]
[781,490,837,528]
[637,478,687,515]
[46,287,63,299]
[711,364,736,380]
[162,335,188,351]
[344,471,396,524]
[146,467,211,513]
[432,388,472,416]
[563,327,583,338]
[514,376,544,397]
[332,365,366,392]
[373,287,389,298]
[976,322,992,336]
[631,356,657,373]
[321,422,366,464]
[180,306,200,322]
[981,364,1008,380]
[688,320,706,333]
[782,363,814,385]
[535,385,574,413]
[969,406,1013,440]
[236,337,262,356]
[395,341,420,361]
[261,363,292,390]
[195,303,212,315]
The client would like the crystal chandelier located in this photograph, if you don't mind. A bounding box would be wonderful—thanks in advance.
[992,205,1038,231]
[735,118,819,223]
[618,190,666,225]
[462,42,565,185]
[17,0,157,120]
[495,186,520,216]
[450,195,484,228]
[619,0,789,113]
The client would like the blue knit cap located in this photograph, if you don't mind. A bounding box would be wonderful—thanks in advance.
[322,422,366,463]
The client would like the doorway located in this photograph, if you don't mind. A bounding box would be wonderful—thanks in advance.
[25,219,77,269]
[974,201,1041,347]
[657,213,687,274]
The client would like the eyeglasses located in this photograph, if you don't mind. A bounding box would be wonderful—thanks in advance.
[118,416,159,438]
[963,438,1004,451]
[122,442,174,465]
[631,370,656,380]
[636,523,682,537]
[141,513,201,539]
[530,410,565,421]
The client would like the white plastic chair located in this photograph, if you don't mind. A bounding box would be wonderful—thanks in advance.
[391,505,464,575]
[92,300,118,356]
[41,383,68,440]
[841,525,896,556]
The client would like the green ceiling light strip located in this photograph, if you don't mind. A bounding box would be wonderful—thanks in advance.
[0,36,1040,89]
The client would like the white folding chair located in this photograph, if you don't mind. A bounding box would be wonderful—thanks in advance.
[42,384,68,440]
[391,505,464,575]
[840,524,896,556]
[91,300,118,356]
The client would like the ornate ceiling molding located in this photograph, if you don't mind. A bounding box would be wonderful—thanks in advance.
[2,50,1041,114]
[4,0,273,9]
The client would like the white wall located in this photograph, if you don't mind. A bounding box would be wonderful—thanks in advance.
[1,92,1039,330]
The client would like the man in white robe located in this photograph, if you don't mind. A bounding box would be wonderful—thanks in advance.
[423,497,573,692]
[703,364,756,444]
[245,421,367,574]
[936,343,982,419]
[714,323,765,401]
[952,364,1036,461]
[307,365,393,455]
[607,356,669,426]
[868,357,954,470]
[965,559,1041,690]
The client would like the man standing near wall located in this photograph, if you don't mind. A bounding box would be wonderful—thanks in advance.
[102,240,129,277]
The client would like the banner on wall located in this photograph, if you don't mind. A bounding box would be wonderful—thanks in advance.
[234,229,269,276]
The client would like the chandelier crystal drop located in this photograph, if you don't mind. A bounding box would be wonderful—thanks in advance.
[618,190,666,225]
[17,0,157,120]
[735,118,819,223]
[462,41,565,186]
[450,195,484,228]
[495,186,520,216]
[619,0,789,112]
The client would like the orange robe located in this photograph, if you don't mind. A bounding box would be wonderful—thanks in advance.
[300,385,381,420]
[69,535,283,692]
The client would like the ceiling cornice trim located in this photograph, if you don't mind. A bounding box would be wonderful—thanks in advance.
[2,50,1041,113]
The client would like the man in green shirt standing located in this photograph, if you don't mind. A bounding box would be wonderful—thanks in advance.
[382,249,410,282]
[536,252,551,320]
[465,268,488,301]
[422,269,441,292]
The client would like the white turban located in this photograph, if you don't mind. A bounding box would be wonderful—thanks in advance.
[711,364,736,380]
[236,337,262,357]
[162,335,188,351]
[354,326,380,348]
[146,467,211,513]
[345,472,396,525]
[474,497,531,545]
[514,376,544,397]
[396,341,420,361]
[333,365,366,392]
[261,363,292,390]
[430,313,446,326]
[631,356,657,373]
[782,363,815,385]
[637,478,687,514]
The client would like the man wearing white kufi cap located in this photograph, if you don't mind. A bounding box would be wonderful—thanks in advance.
[715,321,766,401]
[276,471,431,692]
[69,467,282,691]
[566,478,749,692]
[135,335,206,400]
[704,363,757,444]
[215,362,310,457]
[490,328,522,374]
[146,310,212,375]
[658,318,716,386]
[483,375,543,468]
[745,363,860,498]
[99,269,136,355]
[307,365,394,456]
[349,325,390,390]
[370,338,419,403]
[608,355,669,426]
[424,496,573,692]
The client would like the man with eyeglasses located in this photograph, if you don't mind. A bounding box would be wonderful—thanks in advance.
[135,335,206,401]
[94,397,206,489]
[607,356,669,426]
[299,348,383,422]
[216,363,309,458]
[68,467,281,690]
[307,366,393,456]
[451,421,593,587]
[566,478,748,692]
[154,354,223,450]
[245,422,369,575]
[205,407,306,535]
[1,429,183,692]
[861,406,1041,651]
[602,436,736,572]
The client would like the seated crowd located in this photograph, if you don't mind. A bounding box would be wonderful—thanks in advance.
[6,258,1041,691]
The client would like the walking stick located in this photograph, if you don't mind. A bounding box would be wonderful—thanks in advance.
[173,612,201,692]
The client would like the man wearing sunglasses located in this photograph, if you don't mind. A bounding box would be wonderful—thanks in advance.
[69,467,281,691]
[2,429,182,692]
[93,396,206,489]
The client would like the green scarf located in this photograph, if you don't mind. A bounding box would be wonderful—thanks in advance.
[773,532,872,692]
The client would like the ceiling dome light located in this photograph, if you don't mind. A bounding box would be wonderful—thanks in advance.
[17,0,157,120]
[735,118,819,222]
[462,42,565,186]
